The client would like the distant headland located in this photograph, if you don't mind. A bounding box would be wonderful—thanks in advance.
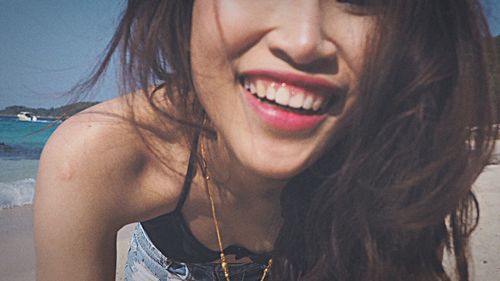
[0,102,99,119]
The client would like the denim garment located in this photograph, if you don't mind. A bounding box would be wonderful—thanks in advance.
[123,224,269,281]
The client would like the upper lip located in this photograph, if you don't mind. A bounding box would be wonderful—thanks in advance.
[239,69,344,96]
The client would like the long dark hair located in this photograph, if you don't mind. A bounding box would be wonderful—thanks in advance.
[79,0,497,280]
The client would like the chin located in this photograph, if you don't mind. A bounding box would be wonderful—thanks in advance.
[244,153,313,180]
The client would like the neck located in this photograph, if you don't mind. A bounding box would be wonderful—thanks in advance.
[198,135,285,254]
[202,136,286,206]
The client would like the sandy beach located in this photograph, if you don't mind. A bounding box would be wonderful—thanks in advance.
[0,165,499,280]
[0,206,135,281]
[0,206,36,281]
[470,165,500,280]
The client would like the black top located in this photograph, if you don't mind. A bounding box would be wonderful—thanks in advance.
[141,145,271,265]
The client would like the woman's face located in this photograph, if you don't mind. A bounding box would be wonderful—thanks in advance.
[191,0,374,179]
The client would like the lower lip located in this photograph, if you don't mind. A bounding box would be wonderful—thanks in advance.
[243,88,327,133]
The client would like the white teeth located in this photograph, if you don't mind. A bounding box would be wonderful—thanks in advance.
[275,87,290,106]
[312,97,324,111]
[250,82,256,94]
[243,78,326,111]
[256,80,266,98]
[288,93,304,109]
[302,95,314,110]
[266,85,276,101]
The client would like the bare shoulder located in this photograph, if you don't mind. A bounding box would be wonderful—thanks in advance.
[35,94,190,227]
[34,94,191,278]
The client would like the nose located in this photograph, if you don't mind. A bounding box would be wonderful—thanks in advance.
[265,2,337,66]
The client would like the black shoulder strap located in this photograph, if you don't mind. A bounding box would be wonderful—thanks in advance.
[174,132,200,212]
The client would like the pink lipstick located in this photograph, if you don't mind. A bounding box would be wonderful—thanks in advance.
[240,70,340,133]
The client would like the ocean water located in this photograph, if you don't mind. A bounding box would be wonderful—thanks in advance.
[0,116,59,208]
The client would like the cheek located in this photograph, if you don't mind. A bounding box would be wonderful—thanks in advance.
[322,12,374,75]
[191,2,225,68]
[191,4,231,100]
[191,0,268,61]
[342,20,374,75]
[191,3,243,123]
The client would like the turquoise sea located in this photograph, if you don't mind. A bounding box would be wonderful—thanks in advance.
[0,116,59,208]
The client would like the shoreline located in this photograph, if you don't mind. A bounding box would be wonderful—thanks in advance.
[0,101,100,120]
[0,114,59,120]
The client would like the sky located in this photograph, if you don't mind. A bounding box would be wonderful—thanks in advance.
[0,0,499,109]
[0,0,122,108]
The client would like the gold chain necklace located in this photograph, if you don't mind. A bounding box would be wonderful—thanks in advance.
[200,140,272,281]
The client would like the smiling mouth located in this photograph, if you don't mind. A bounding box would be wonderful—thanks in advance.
[239,76,340,115]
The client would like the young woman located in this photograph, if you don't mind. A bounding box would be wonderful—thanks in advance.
[34,0,498,280]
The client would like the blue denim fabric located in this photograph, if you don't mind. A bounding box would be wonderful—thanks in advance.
[123,224,268,281]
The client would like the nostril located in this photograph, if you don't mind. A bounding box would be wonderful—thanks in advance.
[270,48,339,74]
[264,9,337,66]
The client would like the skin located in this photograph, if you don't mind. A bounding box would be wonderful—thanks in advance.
[34,1,373,279]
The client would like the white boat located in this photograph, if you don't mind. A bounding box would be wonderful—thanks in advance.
[17,111,38,121]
